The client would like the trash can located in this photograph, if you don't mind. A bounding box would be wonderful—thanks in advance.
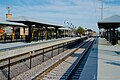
[112,37,116,45]
[25,35,31,43]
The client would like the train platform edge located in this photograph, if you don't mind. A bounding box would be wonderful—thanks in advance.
[79,38,120,80]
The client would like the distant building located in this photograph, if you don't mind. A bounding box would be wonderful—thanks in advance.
[84,29,97,36]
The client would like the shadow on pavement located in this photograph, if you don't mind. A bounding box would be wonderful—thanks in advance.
[105,61,120,67]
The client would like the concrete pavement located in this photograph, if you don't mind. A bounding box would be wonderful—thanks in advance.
[79,38,120,80]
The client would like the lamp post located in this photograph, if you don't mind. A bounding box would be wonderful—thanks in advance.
[85,28,87,36]
[98,0,104,37]
[64,21,76,37]
[66,22,69,37]
[66,21,69,37]
[64,20,69,37]
[64,21,65,37]
[72,25,75,37]
[98,0,104,20]
[70,23,72,37]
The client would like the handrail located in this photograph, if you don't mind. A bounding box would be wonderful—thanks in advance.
[0,36,88,80]
[0,37,78,52]
[0,37,86,62]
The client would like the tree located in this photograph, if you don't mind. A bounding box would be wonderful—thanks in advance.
[77,26,85,36]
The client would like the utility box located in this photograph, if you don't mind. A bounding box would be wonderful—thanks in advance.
[25,35,31,43]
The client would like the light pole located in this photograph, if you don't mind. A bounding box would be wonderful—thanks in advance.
[72,25,75,37]
[70,23,72,37]
[99,0,104,20]
[66,22,69,37]
[64,21,66,37]
[64,20,69,37]
[98,0,104,37]
[85,28,87,36]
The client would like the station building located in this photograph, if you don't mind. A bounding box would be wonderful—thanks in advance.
[0,14,72,43]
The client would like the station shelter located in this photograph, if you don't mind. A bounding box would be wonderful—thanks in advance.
[0,18,26,42]
[0,16,72,43]
[59,28,72,37]
[98,15,120,45]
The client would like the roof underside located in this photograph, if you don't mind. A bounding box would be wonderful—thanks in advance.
[98,15,120,28]
[98,23,120,28]
[59,28,72,30]
[0,18,26,26]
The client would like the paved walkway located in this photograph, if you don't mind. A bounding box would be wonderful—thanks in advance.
[0,37,71,51]
[79,38,120,80]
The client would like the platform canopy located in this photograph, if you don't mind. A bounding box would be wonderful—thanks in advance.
[0,18,26,27]
[98,15,120,28]
[86,29,92,31]
[59,28,72,31]
[7,16,64,28]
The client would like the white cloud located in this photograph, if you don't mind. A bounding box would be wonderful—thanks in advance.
[1,0,120,32]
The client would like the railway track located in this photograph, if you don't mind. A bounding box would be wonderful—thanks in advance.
[66,39,95,80]
[0,37,88,80]
[34,38,95,80]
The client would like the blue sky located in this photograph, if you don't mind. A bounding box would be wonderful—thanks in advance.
[0,0,120,32]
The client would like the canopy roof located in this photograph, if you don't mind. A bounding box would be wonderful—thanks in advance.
[98,15,120,28]
[86,29,92,31]
[7,16,64,28]
[59,28,72,31]
[0,18,26,26]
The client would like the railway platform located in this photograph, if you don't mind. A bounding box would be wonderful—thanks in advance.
[0,37,73,51]
[0,37,81,60]
[79,38,120,80]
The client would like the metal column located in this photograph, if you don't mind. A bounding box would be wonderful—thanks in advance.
[45,27,48,40]
[106,28,108,41]
[109,28,111,42]
[28,25,32,42]
[55,28,58,39]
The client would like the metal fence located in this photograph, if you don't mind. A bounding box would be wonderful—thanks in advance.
[0,35,26,43]
[0,37,87,80]
[0,35,68,43]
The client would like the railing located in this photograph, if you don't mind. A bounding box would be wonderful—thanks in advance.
[0,35,69,43]
[0,35,26,43]
[0,37,88,80]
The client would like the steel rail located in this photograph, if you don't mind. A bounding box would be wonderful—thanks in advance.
[66,39,95,80]
[33,38,92,80]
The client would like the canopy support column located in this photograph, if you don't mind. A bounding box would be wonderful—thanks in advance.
[109,28,111,42]
[45,27,48,40]
[36,29,39,41]
[116,29,118,44]
[106,28,108,41]
[99,29,101,37]
[55,27,58,39]
[113,28,115,38]
[12,27,15,41]
[28,25,32,42]
[111,28,116,45]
